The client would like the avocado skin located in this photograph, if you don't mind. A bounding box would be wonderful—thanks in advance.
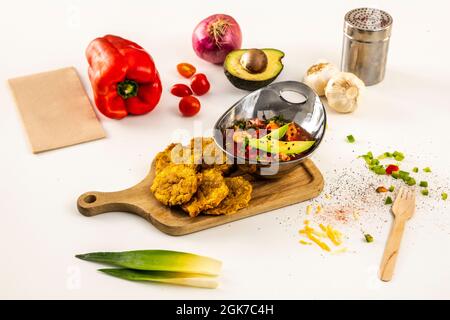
[224,49,284,91]
[224,70,282,91]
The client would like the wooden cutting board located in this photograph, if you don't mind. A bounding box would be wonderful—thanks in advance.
[77,159,324,236]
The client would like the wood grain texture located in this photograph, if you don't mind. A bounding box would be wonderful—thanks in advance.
[77,159,324,236]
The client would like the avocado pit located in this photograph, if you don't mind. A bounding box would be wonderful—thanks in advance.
[240,49,268,74]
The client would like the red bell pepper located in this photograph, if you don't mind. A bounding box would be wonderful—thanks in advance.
[86,35,162,119]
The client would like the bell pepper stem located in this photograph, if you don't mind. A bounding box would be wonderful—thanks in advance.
[117,80,138,99]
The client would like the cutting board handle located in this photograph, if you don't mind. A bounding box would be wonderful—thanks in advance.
[77,190,140,217]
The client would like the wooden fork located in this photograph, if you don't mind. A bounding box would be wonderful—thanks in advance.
[379,187,416,282]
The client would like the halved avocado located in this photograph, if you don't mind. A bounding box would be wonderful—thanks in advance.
[224,49,284,91]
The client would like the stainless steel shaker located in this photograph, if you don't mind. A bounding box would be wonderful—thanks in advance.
[341,8,393,86]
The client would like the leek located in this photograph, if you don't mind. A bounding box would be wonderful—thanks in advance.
[99,269,219,289]
[76,250,222,276]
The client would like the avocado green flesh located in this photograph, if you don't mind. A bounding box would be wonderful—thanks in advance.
[261,123,289,141]
[248,139,315,155]
[224,49,284,91]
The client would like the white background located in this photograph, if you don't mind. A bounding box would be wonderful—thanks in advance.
[1,0,450,299]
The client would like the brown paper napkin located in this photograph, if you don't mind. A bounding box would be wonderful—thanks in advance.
[8,67,105,153]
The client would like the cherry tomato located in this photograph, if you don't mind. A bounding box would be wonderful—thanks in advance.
[179,96,201,117]
[286,123,301,141]
[249,118,266,128]
[190,73,210,96]
[177,63,196,78]
[170,84,192,97]
[266,121,280,132]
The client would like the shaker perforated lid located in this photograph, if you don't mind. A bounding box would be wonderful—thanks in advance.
[344,8,393,42]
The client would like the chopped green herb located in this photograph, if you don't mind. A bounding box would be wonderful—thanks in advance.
[364,234,374,243]
[377,153,387,159]
[442,193,448,201]
[406,177,416,186]
[267,115,286,126]
[359,152,374,165]
[412,167,419,173]
[389,186,395,192]
[377,152,393,159]
[398,171,410,180]
[423,167,432,173]
[391,171,400,179]
[385,196,393,205]
[393,151,405,161]
[373,166,386,175]
[419,181,428,188]
[233,119,247,130]
[347,135,355,143]
[421,189,429,196]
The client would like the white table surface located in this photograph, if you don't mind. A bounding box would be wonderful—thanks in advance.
[1,0,450,300]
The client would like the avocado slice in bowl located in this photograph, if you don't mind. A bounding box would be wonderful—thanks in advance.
[224,48,285,91]
[260,123,290,141]
[247,139,316,155]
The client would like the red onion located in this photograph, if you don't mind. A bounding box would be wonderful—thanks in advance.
[192,14,242,65]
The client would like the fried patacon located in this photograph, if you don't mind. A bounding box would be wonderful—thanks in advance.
[206,176,252,215]
[151,164,199,206]
[154,143,180,174]
[190,137,233,174]
[154,143,196,174]
[181,169,229,217]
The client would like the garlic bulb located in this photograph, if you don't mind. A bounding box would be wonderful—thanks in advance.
[325,72,365,113]
[303,61,339,96]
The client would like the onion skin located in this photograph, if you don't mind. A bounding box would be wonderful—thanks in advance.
[192,14,242,65]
